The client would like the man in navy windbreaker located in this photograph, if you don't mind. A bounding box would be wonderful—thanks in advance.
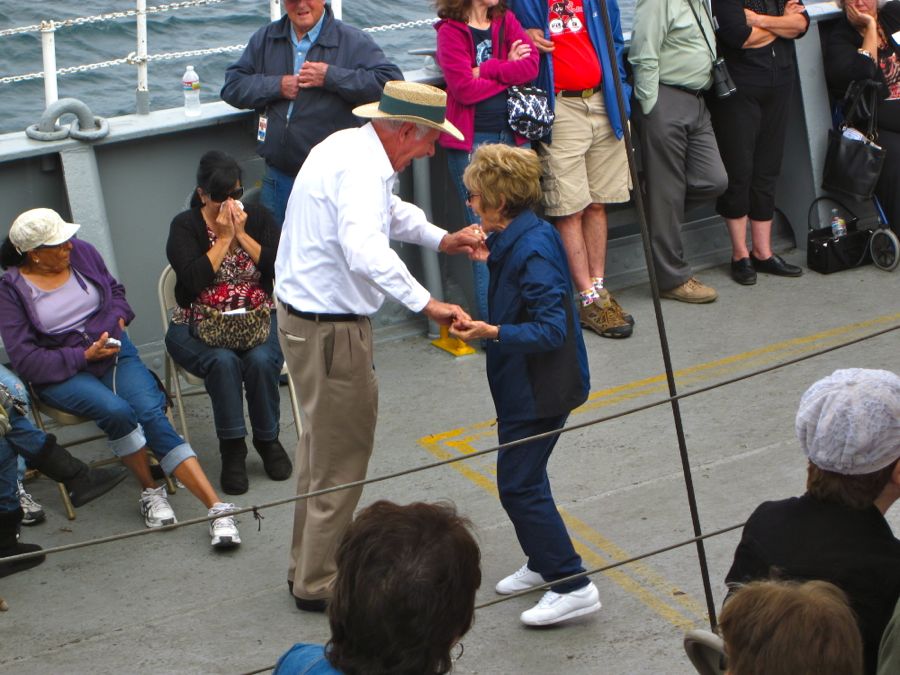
[221,0,402,226]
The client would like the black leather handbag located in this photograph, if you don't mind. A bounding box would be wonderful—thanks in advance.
[822,80,886,200]
[806,197,873,274]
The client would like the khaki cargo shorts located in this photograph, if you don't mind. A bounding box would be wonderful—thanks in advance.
[538,91,631,217]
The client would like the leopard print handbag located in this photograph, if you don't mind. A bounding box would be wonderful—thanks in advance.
[193,304,271,351]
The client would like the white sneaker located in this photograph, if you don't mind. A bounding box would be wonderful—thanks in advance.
[18,481,45,526]
[208,502,241,549]
[140,485,177,528]
[495,563,545,595]
[520,582,602,626]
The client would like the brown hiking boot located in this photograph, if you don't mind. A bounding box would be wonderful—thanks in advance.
[659,277,718,304]
[580,293,633,338]
[601,289,635,326]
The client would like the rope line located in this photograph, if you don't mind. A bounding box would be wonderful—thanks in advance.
[5,321,896,566]
[237,522,747,675]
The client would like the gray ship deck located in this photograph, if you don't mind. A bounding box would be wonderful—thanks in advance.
[2,251,897,674]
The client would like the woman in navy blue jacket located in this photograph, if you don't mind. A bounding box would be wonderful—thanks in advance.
[450,144,599,627]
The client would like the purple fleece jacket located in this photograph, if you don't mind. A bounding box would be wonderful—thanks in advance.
[435,10,539,151]
[0,238,135,385]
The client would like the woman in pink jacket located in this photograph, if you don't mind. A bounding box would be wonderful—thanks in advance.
[436,0,538,322]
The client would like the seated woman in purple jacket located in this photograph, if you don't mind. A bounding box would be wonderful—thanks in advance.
[0,208,240,549]
[435,0,538,321]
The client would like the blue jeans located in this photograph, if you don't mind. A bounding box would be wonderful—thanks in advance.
[260,164,296,228]
[165,313,283,441]
[36,334,195,476]
[497,414,588,594]
[0,439,16,512]
[0,364,49,511]
[446,129,516,321]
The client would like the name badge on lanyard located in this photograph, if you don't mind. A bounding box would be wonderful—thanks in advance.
[257,114,268,142]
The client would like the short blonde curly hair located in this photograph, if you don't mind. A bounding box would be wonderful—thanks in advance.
[462,144,543,220]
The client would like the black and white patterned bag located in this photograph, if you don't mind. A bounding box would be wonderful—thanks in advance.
[507,85,554,141]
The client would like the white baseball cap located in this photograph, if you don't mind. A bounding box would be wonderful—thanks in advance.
[796,368,900,475]
[9,208,80,254]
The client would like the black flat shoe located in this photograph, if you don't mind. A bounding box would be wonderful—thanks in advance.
[730,257,757,285]
[751,253,803,277]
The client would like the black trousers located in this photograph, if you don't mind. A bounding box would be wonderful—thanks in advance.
[709,80,794,221]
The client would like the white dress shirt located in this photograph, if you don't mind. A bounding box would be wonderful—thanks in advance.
[274,123,446,316]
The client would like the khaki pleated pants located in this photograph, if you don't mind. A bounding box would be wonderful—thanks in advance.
[277,303,378,601]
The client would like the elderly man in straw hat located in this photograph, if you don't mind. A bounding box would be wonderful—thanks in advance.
[725,368,900,674]
[274,80,486,612]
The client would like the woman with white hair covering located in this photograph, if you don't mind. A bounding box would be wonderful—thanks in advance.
[725,368,900,675]
[825,0,900,237]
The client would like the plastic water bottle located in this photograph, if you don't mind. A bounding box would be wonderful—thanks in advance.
[182,66,201,117]
[830,208,847,238]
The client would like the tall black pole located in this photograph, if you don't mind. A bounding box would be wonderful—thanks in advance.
[591,0,719,629]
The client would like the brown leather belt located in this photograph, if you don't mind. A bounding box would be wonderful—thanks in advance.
[281,301,360,322]
[559,86,598,98]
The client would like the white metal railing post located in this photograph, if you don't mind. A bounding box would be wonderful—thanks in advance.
[40,21,58,107]
[135,0,150,114]
[270,0,281,21]
[332,0,342,20]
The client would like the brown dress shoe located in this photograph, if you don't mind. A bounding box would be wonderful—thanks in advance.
[660,277,718,304]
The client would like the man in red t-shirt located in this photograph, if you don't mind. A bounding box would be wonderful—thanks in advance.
[517,0,633,340]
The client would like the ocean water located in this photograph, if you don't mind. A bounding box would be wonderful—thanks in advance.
[0,0,634,136]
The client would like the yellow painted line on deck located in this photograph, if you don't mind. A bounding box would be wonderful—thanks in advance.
[417,314,899,629]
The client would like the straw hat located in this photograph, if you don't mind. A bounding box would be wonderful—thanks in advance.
[353,81,464,141]
[9,208,80,254]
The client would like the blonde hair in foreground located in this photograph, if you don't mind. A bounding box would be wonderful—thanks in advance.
[463,144,543,219]
[718,579,863,675]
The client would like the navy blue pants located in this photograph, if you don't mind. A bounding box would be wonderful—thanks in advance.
[497,414,588,594]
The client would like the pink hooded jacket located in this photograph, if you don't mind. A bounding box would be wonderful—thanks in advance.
[435,9,539,151]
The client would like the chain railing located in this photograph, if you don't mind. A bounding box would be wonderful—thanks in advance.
[0,0,438,115]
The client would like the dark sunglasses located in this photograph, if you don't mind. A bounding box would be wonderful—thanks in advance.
[209,186,244,202]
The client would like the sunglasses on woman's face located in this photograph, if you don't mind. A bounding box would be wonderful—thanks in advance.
[209,186,244,202]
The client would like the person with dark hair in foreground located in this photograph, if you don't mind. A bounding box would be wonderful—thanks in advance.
[274,500,481,675]
[719,580,864,675]
[725,368,900,674]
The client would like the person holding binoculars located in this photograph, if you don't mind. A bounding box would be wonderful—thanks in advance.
[709,0,809,286]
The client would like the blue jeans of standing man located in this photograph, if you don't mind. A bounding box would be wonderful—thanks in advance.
[165,312,283,441]
[497,414,589,594]
[446,129,516,321]
[36,334,195,476]
[260,164,296,228]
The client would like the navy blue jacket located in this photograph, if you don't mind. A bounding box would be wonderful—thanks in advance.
[485,210,590,422]
[220,7,402,176]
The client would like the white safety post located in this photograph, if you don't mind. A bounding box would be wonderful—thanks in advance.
[332,0,342,20]
[40,21,58,107]
[136,0,150,114]
[270,0,281,20]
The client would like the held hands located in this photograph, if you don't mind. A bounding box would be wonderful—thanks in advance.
[439,224,487,258]
[508,39,532,61]
[450,319,499,342]
[280,75,301,99]
[224,198,248,237]
[422,298,471,326]
[785,0,805,15]
[213,200,238,245]
[85,331,121,362]
[298,61,328,89]
[525,28,554,54]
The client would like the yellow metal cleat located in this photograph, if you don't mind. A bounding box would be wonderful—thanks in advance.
[431,325,476,357]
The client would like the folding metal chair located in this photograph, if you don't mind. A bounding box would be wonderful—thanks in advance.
[157,265,302,446]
